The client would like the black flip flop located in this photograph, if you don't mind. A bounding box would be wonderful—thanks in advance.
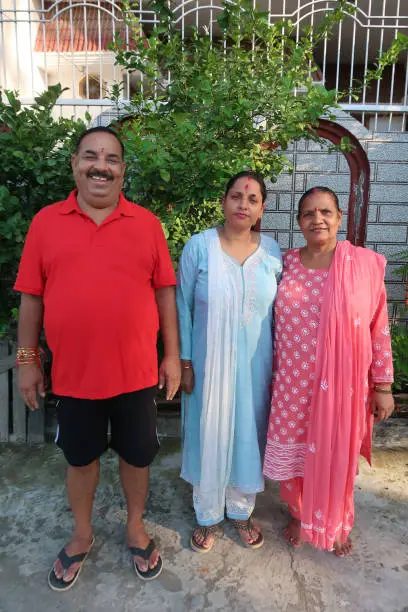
[48,536,95,592]
[129,538,163,581]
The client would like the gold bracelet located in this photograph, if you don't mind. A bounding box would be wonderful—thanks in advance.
[373,385,393,394]
[16,347,41,366]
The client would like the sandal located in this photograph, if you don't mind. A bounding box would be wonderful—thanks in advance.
[333,537,353,557]
[283,519,302,549]
[229,517,264,550]
[48,535,95,592]
[190,522,224,553]
[129,538,163,581]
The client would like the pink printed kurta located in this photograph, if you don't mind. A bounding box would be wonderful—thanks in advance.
[264,247,393,483]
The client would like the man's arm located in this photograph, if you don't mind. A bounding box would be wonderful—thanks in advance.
[17,293,45,410]
[155,286,181,400]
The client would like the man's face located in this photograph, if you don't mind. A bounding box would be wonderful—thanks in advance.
[71,132,126,208]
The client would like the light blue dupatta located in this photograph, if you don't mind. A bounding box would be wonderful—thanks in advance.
[199,228,242,511]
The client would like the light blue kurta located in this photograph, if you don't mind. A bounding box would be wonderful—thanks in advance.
[177,228,282,494]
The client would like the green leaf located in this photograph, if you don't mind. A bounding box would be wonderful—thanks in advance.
[159,169,170,182]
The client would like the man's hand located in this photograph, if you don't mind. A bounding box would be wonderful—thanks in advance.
[372,390,394,421]
[18,363,45,410]
[158,356,181,400]
[181,362,194,395]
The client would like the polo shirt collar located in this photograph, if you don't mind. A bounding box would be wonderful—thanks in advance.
[59,190,137,217]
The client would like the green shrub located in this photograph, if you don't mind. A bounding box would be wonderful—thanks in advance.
[391,325,408,394]
[0,85,87,334]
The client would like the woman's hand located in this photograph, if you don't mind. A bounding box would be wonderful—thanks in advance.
[372,389,395,421]
[181,361,194,394]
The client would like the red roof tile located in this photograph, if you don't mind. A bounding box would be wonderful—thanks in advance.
[34,3,140,53]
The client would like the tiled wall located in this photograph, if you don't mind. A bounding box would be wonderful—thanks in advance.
[261,111,408,324]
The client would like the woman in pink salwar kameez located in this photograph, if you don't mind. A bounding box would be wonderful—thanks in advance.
[264,186,395,556]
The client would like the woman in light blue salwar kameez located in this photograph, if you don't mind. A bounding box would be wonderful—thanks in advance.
[176,171,282,553]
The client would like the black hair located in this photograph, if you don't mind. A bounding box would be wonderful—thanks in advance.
[224,170,267,204]
[297,186,340,218]
[75,126,125,159]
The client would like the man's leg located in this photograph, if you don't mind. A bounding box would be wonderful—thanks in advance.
[52,396,109,584]
[53,461,99,581]
[109,388,160,573]
[119,459,159,571]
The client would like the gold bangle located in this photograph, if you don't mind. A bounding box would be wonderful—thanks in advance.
[373,386,393,394]
[16,347,40,357]
[16,347,41,366]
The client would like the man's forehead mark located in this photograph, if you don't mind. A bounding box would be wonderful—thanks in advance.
[99,147,105,153]
[314,207,319,212]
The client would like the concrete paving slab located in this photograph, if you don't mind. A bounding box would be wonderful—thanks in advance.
[0,421,407,612]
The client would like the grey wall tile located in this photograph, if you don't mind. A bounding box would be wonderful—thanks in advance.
[306,174,350,192]
[338,155,350,173]
[368,205,378,223]
[372,132,408,143]
[366,225,407,243]
[376,163,408,183]
[379,205,408,223]
[265,193,277,211]
[385,263,405,282]
[295,174,306,191]
[385,283,407,301]
[295,140,307,152]
[278,193,294,211]
[307,140,330,152]
[368,141,408,161]
[375,243,408,258]
[266,174,293,191]
[292,233,306,248]
[370,184,408,203]
[262,212,292,231]
[295,154,337,172]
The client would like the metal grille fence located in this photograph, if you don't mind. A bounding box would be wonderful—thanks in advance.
[1,0,408,130]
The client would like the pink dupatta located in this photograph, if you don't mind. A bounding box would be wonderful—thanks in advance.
[300,240,387,549]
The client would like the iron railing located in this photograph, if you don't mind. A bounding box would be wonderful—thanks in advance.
[1,0,408,130]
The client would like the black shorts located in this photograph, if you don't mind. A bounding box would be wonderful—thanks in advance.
[55,386,159,468]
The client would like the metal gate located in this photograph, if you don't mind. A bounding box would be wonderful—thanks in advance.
[1,1,408,130]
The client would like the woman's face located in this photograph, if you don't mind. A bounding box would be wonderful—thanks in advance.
[223,177,265,230]
[297,191,342,247]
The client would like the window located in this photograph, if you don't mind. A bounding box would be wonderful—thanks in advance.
[79,74,106,99]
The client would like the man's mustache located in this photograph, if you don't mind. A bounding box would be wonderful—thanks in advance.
[87,170,113,180]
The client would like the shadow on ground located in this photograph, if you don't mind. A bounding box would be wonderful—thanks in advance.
[0,420,407,612]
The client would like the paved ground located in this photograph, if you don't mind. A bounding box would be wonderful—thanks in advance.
[0,418,408,612]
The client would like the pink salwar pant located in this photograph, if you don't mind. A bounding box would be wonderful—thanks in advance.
[280,477,303,520]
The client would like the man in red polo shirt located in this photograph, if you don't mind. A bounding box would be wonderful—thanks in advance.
[14,127,180,589]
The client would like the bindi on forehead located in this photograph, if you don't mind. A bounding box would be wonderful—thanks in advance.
[99,147,105,153]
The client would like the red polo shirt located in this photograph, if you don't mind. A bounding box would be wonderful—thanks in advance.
[14,191,176,399]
